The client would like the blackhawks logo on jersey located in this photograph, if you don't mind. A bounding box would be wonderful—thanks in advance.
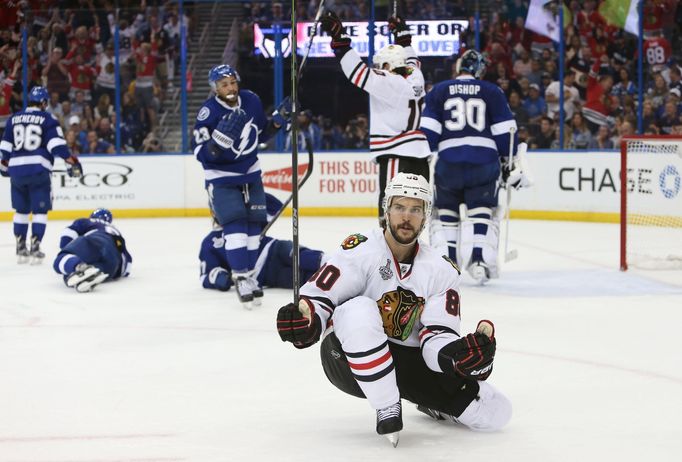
[442,255,461,274]
[340,233,368,250]
[376,286,425,341]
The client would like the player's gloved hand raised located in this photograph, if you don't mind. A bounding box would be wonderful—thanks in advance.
[66,156,82,178]
[388,16,412,47]
[0,159,8,177]
[320,10,351,50]
[277,298,322,349]
[272,96,292,128]
[440,320,496,381]
[210,108,250,154]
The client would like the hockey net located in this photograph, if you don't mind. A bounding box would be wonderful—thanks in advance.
[620,136,682,271]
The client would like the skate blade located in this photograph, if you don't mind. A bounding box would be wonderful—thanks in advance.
[17,255,29,264]
[252,296,263,307]
[241,300,253,310]
[384,432,400,448]
[30,256,44,265]
[66,267,101,287]
[76,273,108,293]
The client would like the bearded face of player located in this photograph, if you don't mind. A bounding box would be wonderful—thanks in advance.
[215,76,239,106]
[386,196,425,245]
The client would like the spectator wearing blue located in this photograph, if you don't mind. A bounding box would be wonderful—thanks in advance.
[285,109,322,151]
[522,83,547,129]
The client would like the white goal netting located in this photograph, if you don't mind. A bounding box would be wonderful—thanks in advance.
[622,137,682,270]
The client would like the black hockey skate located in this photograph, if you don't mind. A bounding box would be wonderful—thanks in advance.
[66,263,108,293]
[376,401,402,448]
[232,275,254,309]
[249,276,263,306]
[416,405,459,423]
[16,236,29,264]
[29,236,45,265]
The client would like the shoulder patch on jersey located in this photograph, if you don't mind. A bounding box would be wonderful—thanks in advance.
[376,286,425,341]
[197,106,210,121]
[340,233,368,250]
[442,255,461,274]
[371,69,387,76]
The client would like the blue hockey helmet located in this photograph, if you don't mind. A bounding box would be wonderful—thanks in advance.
[90,208,113,224]
[208,64,240,92]
[28,86,49,104]
[456,50,487,79]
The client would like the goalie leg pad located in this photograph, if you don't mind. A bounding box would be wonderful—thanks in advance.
[430,208,459,262]
[468,206,499,279]
[456,381,512,432]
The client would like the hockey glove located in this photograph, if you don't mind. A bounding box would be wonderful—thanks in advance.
[502,142,532,190]
[66,156,83,178]
[388,16,412,47]
[440,321,496,381]
[210,108,250,154]
[320,11,351,50]
[0,159,8,177]
[277,298,322,349]
[272,96,292,128]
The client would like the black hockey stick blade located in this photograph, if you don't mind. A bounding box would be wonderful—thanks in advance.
[260,138,314,238]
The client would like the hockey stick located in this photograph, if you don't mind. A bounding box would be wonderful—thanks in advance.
[260,139,314,239]
[503,127,518,262]
[297,0,326,83]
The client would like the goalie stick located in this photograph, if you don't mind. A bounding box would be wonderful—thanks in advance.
[503,127,518,262]
[260,138,315,239]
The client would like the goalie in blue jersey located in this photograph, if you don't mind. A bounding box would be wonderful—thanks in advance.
[420,50,531,285]
[192,64,292,308]
[199,193,325,309]
[52,208,132,293]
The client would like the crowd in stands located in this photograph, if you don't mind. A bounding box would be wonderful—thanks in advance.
[0,0,192,154]
[243,0,682,151]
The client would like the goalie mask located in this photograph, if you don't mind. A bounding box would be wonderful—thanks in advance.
[383,173,433,243]
[373,44,407,72]
[456,49,487,79]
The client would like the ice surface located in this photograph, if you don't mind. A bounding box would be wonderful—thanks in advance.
[1,217,681,461]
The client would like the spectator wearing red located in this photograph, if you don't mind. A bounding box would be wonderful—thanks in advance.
[133,38,159,131]
[582,61,614,134]
[0,60,18,129]
[67,53,97,101]
[42,47,70,101]
[66,25,96,64]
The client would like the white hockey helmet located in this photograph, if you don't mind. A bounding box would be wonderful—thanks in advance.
[383,173,433,237]
[373,44,407,72]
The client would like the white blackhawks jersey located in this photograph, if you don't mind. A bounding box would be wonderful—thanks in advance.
[340,47,431,160]
[301,228,464,374]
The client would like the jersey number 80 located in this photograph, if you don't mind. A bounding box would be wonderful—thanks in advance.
[444,97,486,132]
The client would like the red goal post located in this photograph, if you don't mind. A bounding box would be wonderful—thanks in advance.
[620,135,682,271]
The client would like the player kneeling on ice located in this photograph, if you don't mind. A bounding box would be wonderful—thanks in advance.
[276,173,511,447]
[200,195,326,306]
[53,208,132,293]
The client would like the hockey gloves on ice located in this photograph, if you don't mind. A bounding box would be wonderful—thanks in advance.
[66,156,83,178]
[277,299,321,349]
[0,159,8,177]
[440,326,496,381]
[320,11,351,51]
[210,108,250,154]
[388,16,412,47]
[272,96,292,129]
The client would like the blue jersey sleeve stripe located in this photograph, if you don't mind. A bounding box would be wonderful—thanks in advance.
[421,116,442,134]
[490,119,517,136]
[0,140,12,153]
[46,137,66,153]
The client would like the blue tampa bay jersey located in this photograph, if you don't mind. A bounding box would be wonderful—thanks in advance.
[59,218,133,278]
[192,90,269,186]
[0,107,71,177]
[420,75,518,165]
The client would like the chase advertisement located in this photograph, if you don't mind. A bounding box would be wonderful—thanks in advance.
[253,19,469,59]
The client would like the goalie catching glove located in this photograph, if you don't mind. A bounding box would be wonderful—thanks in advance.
[209,109,250,155]
[502,142,532,190]
[438,320,496,381]
[388,16,412,47]
[277,298,322,349]
[320,10,351,50]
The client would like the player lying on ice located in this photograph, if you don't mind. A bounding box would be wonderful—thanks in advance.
[53,208,132,293]
[276,173,512,447]
[199,193,326,309]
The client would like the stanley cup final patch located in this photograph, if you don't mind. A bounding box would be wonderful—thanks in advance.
[379,259,393,280]
[340,233,368,250]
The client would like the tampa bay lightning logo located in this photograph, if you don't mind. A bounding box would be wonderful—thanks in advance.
[211,235,225,249]
[197,106,210,121]
[659,165,681,199]
[231,118,259,158]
